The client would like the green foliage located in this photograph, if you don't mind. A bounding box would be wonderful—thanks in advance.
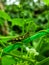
[43,0,49,5]
[0,0,49,65]
[0,10,11,21]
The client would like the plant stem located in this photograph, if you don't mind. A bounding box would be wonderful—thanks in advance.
[3,52,36,64]
[0,41,6,48]
[0,36,17,39]
[0,57,2,65]
[38,57,49,65]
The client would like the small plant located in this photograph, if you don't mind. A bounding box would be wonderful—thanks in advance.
[0,0,49,65]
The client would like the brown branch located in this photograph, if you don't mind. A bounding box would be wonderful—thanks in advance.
[0,1,9,36]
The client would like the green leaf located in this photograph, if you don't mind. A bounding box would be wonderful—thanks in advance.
[12,18,24,26]
[43,0,49,5]
[0,10,11,21]
[2,55,16,65]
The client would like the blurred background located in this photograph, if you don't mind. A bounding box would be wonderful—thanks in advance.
[0,0,49,65]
